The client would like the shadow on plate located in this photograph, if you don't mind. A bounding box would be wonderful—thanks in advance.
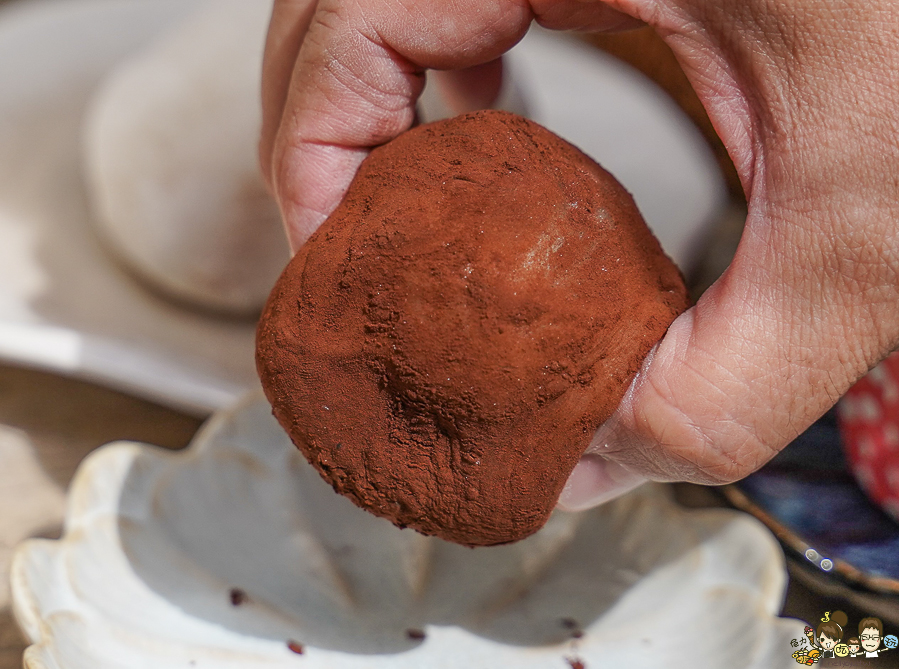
[116,398,721,655]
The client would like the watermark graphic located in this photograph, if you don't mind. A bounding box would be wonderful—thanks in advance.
[790,610,898,664]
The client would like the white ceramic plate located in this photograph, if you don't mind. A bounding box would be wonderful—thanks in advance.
[12,394,800,668]
[0,0,249,415]
[0,0,725,415]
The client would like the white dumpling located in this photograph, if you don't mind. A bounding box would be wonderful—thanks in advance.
[83,0,288,316]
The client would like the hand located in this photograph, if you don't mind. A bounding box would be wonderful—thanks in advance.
[259,0,899,508]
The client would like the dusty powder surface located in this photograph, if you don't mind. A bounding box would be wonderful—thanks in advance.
[257,110,688,546]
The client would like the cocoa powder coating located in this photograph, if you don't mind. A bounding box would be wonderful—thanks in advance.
[257,110,688,546]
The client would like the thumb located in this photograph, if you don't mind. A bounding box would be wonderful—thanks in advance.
[559,0,899,509]
[559,214,899,510]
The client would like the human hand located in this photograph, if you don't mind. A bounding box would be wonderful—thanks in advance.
[259,0,899,508]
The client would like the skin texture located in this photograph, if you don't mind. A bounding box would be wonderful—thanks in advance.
[259,0,899,507]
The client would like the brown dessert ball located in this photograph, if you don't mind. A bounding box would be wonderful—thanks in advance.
[257,110,688,546]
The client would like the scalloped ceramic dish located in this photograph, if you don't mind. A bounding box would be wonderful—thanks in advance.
[0,0,725,414]
[12,394,802,668]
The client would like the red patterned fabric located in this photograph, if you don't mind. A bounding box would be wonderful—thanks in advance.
[838,351,899,520]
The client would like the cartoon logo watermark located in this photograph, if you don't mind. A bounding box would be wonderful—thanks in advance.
[790,611,898,664]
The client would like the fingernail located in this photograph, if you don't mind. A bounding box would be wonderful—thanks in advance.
[557,453,646,511]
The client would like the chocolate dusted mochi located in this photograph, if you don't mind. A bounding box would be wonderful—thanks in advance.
[256,110,688,546]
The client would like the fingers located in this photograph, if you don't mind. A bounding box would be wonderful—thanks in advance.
[427,59,505,117]
[558,453,646,510]
[558,177,899,508]
[261,0,650,251]
[575,235,893,501]
[265,0,534,250]
[260,0,320,190]
[530,0,645,32]
[558,0,899,508]
[260,0,899,512]
[560,257,896,509]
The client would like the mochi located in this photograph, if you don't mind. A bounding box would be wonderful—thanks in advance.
[83,0,288,315]
[257,110,688,545]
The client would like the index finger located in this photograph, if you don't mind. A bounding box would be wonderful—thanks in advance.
[260,0,320,193]
[262,0,644,252]
[266,0,537,250]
